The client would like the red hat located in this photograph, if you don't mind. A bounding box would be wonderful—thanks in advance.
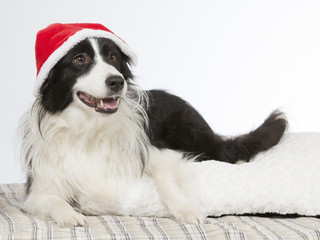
[34,23,137,96]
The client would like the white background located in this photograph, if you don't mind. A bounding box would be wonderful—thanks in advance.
[1,0,320,183]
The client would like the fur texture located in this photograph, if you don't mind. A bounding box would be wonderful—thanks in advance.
[20,37,287,227]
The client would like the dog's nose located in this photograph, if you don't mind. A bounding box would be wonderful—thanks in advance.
[105,76,124,92]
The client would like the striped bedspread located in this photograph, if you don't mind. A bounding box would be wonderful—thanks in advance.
[1,184,320,240]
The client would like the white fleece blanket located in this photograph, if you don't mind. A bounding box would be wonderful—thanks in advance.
[108,132,320,218]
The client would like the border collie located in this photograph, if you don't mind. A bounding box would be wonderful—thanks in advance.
[20,26,287,227]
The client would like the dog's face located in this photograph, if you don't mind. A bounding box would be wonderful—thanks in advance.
[39,38,133,114]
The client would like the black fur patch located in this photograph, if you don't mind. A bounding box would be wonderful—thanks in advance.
[40,40,95,114]
[146,90,287,163]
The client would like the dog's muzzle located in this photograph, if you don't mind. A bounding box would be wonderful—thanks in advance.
[76,76,125,114]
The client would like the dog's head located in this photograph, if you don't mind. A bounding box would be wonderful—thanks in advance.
[38,38,134,115]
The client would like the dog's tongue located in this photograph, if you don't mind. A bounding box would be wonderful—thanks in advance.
[98,98,118,110]
[103,98,117,110]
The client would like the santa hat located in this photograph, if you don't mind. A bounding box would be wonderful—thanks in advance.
[34,23,137,96]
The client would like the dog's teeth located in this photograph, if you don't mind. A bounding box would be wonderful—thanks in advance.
[100,99,103,107]
[116,98,120,105]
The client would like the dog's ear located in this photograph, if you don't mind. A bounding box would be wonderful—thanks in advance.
[120,52,134,81]
[39,67,56,95]
[39,65,74,113]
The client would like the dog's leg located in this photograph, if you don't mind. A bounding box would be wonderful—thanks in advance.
[147,147,206,224]
[24,190,88,227]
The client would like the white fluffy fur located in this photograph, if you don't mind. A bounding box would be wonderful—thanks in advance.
[90,132,320,219]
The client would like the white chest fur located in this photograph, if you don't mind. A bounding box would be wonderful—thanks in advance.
[21,99,148,217]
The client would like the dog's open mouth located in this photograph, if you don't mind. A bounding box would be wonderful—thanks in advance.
[77,91,120,114]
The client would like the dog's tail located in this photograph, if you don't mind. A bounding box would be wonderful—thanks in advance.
[217,110,287,163]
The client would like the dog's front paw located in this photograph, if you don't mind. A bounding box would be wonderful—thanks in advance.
[55,210,88,228]
[173,205,205,224]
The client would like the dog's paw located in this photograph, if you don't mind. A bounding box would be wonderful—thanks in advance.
[55,210,88,228]
[173,205,205,224]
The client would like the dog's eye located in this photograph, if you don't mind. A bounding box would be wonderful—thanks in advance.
[109,53,117,63]
[74,55,86,64]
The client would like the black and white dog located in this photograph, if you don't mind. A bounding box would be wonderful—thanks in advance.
[20,34,287,227]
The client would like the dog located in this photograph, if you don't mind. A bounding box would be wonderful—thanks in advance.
[20,24,287,227]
